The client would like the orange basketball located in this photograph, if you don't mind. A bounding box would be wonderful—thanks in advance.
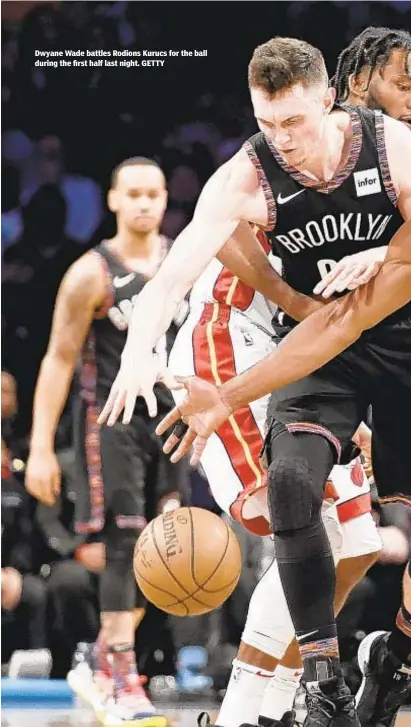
[133,507,242,616]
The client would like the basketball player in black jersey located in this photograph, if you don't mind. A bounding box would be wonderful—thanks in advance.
[25,157,187,726]
[158,35,411,727]
[100,37,411,727]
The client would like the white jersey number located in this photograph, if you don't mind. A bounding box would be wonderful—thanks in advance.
[317,259,337,280]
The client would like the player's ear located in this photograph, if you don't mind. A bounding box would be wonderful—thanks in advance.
[161,189,168,214]
[348,72,367,102]
[324,86,336,113]
[107,188,118,213]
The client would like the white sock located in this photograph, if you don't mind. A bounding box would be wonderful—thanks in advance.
[217,659,273,727]
[260,664,303,720]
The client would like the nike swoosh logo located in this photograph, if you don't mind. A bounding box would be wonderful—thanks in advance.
[277,189,305,204]
[296,630,319,641]
[113,273,135,288]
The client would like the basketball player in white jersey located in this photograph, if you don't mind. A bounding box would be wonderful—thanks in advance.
[168,225,382,727]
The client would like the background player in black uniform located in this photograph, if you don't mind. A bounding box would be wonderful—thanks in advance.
[25,157,187,726]
[100,37,411,727]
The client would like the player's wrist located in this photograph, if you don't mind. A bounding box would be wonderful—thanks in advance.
[29,438,54,455]
[218,384,238,416]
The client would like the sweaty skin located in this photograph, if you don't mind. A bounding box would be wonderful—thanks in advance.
[156,221,411,464]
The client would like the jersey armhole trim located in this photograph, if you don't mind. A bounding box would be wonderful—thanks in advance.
[243,140,277,231]
[374,111,398,207]
[91,250,115,319]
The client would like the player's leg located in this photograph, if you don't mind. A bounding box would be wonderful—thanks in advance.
[356,390,411,725]
[262,553,378,722]
[96,422,167,725]
[171,309,279,726]
[265,359,368,725]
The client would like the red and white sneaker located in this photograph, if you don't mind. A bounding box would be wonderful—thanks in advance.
[97,671,168,725]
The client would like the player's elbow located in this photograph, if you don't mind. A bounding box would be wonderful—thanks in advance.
[43,345,76,372]
[327,304,363,346]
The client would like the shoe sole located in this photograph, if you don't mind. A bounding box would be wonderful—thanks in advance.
[355,630,387,707]
[67,669,168,727]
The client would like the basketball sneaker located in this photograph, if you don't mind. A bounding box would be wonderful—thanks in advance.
[197,711,296,727]
[240,711,296,726]
[68,642,167,726]
[304,676,360,727]
[356,630,411,726]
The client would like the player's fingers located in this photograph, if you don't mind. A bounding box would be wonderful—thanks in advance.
[313,264,345,295]
[157,368,184,390]
[334,266,362,292]
[170,428,197,463]
[163,421,189,453]
[321,267,356,298]
[346,262,381,289]
[163,433,180,454]
[52,470,61,497]
[142,387,158,419]
[155,407,182,435]
[41,482,56,506]
[122,390,139,425]
[98,388,117,424]
[107,391,126,427]
[190,435,208,466]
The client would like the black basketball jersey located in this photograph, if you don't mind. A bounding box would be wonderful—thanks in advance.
[81,238,182,412]
[245,106,403,300]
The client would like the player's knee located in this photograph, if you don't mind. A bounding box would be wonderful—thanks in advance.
[266,422,328,533]
[268,454,320,532]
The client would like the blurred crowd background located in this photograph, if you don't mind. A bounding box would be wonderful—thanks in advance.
[2,0,411,698]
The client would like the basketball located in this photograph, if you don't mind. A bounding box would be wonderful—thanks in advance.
[133,507,242,616]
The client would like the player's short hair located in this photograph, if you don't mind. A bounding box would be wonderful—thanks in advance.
[333,26,411,103]
[248,37,328,96]
[111,157,163,188]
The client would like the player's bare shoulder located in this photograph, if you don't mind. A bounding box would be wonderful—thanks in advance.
[202,147,268,227]
[382,114,411,219]
[59,249,107,311]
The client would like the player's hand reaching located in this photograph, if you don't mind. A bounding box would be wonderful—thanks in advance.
[98,347,181,425]
[25,448,61,506]
[155,376,232,465]
[313,249,385,299]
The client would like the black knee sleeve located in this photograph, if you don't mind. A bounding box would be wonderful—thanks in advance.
[267,423,333,534]
[100,524,139,612]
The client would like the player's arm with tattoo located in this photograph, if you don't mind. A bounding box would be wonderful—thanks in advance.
[26,255,106,505]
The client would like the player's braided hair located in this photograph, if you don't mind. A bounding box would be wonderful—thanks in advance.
[333,26,411,102]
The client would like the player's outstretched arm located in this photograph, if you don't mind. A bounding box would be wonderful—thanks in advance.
[157,222,410,464]
[99,150,263,425]
[221,220,411,411]
[26,255,105,505]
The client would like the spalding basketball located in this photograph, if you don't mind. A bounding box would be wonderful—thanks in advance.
[133,507,242,616]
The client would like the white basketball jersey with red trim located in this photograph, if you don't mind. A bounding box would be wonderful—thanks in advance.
[189,228,279,335]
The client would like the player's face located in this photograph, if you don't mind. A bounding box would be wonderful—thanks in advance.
[251,84,334,167]
[113,165,168,233]
[360,49,411,126]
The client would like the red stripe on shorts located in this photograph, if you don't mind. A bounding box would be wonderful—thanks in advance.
[192,303,266,492]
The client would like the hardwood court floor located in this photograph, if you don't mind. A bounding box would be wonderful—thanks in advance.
[2,706,411,727]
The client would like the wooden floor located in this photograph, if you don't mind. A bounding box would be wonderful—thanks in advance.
[1,706,410,727]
